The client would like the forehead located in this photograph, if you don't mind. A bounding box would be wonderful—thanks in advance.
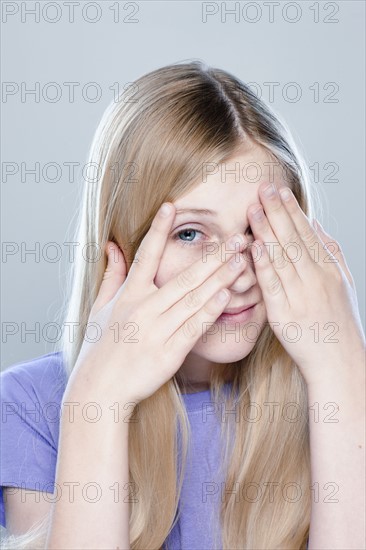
[174,143,284,211]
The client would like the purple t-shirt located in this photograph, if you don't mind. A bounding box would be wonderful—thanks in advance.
[0,351,229,549]
[0,352,310,549]
[0,352,67,527]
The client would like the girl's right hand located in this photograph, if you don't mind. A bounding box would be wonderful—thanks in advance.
[69,202,248,407]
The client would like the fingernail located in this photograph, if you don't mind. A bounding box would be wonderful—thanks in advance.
[279,187,291,201]
[227,234,244,249]
[252,207,264,221]
[263,183,276,198]
[159,203,172,217]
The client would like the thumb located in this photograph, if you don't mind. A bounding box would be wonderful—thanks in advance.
[90,240,127,317]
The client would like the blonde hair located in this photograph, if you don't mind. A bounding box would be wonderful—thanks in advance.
[2,60,320,549]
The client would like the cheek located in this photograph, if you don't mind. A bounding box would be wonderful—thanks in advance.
[154,266,175,289]
[153,248,190,289]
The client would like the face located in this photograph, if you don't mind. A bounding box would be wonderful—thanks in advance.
[154,142,287,385]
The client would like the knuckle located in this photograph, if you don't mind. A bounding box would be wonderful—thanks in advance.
[299,225,317,244]
[267,275,282,296]
[176,267,196,290]
[284,231,302,250]
[181,318,198,339]
[183,290,201,310]
[273,251,288,271]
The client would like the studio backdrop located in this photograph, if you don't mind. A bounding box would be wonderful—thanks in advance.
[1,0,365,369]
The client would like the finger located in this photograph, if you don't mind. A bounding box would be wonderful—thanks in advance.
[247,201,300,293]
[277,186,337,272]
[158,245,249,335]
[255,182,316,283]
[250,239,289,313]
[312,219,355,288]
[165,285,231,358]
[123,202,175,290]
[149,233,246,314]
[91,241,127,317]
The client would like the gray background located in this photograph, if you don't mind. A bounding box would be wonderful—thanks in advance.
[1,1,365,370]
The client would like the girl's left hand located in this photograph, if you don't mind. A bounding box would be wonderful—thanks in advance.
[247,181,366,386]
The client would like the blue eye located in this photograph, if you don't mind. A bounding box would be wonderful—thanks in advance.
[172,227,204,247]
[172,225,253,247]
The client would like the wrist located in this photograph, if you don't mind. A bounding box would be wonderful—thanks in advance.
[302,349,365,388]
[63,363,139,416]
[61,382,138,427]
[305,358,365,413]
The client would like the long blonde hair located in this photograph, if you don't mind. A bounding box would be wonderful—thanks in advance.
[2,60,319,549]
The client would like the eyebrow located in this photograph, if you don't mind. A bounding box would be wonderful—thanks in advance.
[175,208,217,216]
[174,206,251,233]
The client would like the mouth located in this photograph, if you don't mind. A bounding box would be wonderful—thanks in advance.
[217,303,257,324]
[222,303,257,315]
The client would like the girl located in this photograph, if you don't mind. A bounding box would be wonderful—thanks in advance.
[1,60,365,549]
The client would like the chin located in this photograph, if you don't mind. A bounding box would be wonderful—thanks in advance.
[192,338,257,364]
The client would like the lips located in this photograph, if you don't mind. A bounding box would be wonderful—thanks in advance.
[222,303,256,315]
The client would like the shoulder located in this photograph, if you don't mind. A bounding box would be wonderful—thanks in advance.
[1,351,68,449]
[0,352,68,529]
[1,350,67,403]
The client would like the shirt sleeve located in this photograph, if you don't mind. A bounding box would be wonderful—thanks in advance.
[0,352,66,528]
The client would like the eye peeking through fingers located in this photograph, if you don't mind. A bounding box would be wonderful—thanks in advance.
[172,227,205,247]
[171,225,254,248]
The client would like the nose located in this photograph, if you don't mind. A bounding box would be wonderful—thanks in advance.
[226,237,257,294]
